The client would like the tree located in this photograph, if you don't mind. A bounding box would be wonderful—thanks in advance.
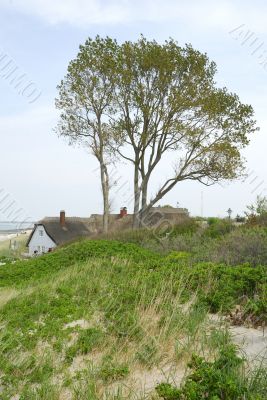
[245,195,267,226]
[246,195,267,216]
[55,36,118,233]
[112,37,258,227]
[56,36,258,230]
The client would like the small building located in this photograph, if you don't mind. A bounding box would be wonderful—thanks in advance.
[143,206,189,226]
[27,206,190,256]
[26,211,93,256]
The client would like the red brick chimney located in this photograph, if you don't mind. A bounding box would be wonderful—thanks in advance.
[120,207,127,218]
[60,210,66,226]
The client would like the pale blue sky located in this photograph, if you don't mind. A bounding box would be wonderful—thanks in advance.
[0,0,267,221]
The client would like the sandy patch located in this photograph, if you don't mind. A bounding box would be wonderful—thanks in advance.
[208,313,267,364]
[69,355,87,375]
[130,363,185,392]
[231,325,267,364]
[64,319,90,330]
[104,361,186,399]
[63,312,106,331]
[0,288,19,309]
[59,388,72,400]
[68,350,103,376]
[0,234,17,243]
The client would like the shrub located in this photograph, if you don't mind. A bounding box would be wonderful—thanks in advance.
[190,263,266,321]
[156,383,181,400]
[246,212,267,227]
[204,218,234,238]
[0,240,162,287]
[166,251,191,262]
[207,217,220,225]
[198,227,267,267]
[245,196,267,227]
[156,345,251,400]
[168,220,199,237]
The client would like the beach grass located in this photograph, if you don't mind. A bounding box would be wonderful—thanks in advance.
[0,239,266,399]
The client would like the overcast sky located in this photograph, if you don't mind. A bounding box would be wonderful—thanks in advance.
[0,0,267,221]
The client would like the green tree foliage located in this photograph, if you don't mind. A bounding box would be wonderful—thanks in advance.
[113,37,258,226]
[55,36,119,233]
[56,36,258,228]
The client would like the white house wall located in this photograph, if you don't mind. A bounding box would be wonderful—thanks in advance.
[28,225,56,256]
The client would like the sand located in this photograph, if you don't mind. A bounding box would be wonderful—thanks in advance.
[0,230,31,243]
[231,325,267,364]
[0,233,18,243]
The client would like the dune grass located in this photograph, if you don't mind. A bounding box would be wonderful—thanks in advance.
[0,240,266,399]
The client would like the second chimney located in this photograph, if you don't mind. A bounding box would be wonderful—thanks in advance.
[120,207,127,218]
[60,210,66,226]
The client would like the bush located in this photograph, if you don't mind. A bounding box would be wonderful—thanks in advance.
[189,263,266,321]
[198,227,267,267]
[246,211,267,227]
[204,218,234,238]
[168,220,199,237]
[156,345,254,399]
[166,251,191,262]
[156,383,181,400]
[245,196,267,227]
[0,240,162,287]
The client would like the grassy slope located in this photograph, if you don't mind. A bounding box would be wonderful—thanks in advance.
[0,240,266,399]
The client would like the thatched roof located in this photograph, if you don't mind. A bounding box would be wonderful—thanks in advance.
[26,217,94,246]
[151,207,189,215]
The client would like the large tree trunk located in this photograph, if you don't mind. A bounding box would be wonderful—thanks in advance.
[139,178,148,228]
[100,162,109,234]
[133,161,141,229]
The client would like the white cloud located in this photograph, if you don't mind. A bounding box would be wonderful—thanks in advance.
[1,0,263,31]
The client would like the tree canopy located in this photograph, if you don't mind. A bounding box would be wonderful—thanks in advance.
[55,36,258,229]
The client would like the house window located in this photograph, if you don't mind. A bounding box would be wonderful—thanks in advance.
[39,230,44,236]
[42,246,45,253]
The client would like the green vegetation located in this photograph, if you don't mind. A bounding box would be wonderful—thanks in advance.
[205,217,234,238]
[65,328,104,363]
[245,195,267,227]
[99,218,267,268]
[98,357,129,383]
[0,240,159,287]
[56,35,257,231]
[0,236,266,399]
[156,344,267,399]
